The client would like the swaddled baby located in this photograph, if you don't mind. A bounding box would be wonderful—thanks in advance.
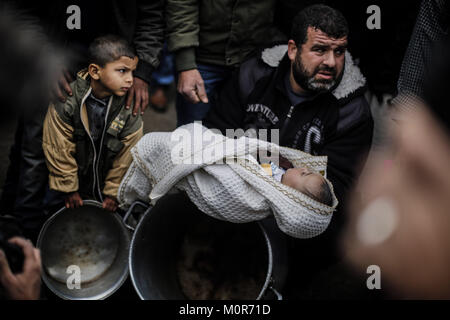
[260,157,333,206]
[119,123,337,238]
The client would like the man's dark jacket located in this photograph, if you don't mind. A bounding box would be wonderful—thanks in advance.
[204,45,374,236]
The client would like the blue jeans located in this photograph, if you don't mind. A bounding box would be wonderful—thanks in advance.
[176,63,232,127]
[151,43,175,86]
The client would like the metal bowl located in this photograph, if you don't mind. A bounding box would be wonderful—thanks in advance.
[37,200,130,300]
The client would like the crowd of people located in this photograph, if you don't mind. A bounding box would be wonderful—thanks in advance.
[1,0,450,300]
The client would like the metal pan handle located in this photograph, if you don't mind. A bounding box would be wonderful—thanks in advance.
[122,201,150,232]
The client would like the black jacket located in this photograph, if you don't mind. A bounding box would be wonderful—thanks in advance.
[15,0,165,83]
[204,45,374,214]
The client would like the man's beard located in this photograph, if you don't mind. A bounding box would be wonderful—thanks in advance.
[292,53,344,94]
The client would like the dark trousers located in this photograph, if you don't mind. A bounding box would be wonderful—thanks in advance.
[0,106,49,243]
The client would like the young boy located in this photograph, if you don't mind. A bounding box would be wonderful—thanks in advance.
[43,35,143,212]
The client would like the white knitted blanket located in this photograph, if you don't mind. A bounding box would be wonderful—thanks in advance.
[118,123,338,238]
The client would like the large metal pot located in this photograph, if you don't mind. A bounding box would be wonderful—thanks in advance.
[37,200,130,300]
[127,192,288,300]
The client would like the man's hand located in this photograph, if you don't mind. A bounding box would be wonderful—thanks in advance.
[0,237,41,300]
[177,69,209,104]
[102,196,118,212]
[126,77,149,116]
[53,68,73,102]
[65,191,83,209]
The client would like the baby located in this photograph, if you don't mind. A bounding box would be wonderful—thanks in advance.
[260,158,333,206]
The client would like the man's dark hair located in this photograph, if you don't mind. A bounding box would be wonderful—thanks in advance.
[88,34,136,67]
[291,4,349,47]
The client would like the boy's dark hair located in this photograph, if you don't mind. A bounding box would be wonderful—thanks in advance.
[291,4,348,47]
[88,34,136,67]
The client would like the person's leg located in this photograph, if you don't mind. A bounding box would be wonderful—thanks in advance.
[0,118,24,216]
[152,44,175,87]
[13,106,49,243]
[150,43,175,113]
[42,187,65,217]
[176,63,232,127]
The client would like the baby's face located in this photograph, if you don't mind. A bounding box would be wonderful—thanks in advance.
[281,167,325,198]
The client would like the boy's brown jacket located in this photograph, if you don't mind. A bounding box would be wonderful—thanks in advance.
[42,70,143,201]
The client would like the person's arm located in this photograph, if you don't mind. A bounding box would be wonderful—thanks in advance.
[126,0,165,115]
[313,98,373,244]
[394,0,450,108]
[132,0,165,84]
[103,116,144,205]
[166,0,208,104]
[320,97,374,208]
[166,0,199,72]
[42,104,79,194]
[53,68,74,102]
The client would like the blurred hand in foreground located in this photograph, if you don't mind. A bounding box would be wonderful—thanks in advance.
[342,105,450,299]
[0,237,41,300]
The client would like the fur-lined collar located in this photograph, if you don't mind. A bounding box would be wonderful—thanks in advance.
[261,45,366,100]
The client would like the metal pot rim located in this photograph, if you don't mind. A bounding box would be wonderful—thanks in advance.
[37,200,130,300]
[128,206,274,300]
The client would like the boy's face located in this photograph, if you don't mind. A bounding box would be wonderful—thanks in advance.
[89,56,139,98]
[281,167,325,199]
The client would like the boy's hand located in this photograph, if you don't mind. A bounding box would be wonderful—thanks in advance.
[65,192,83,209]
[102,196,118,212]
